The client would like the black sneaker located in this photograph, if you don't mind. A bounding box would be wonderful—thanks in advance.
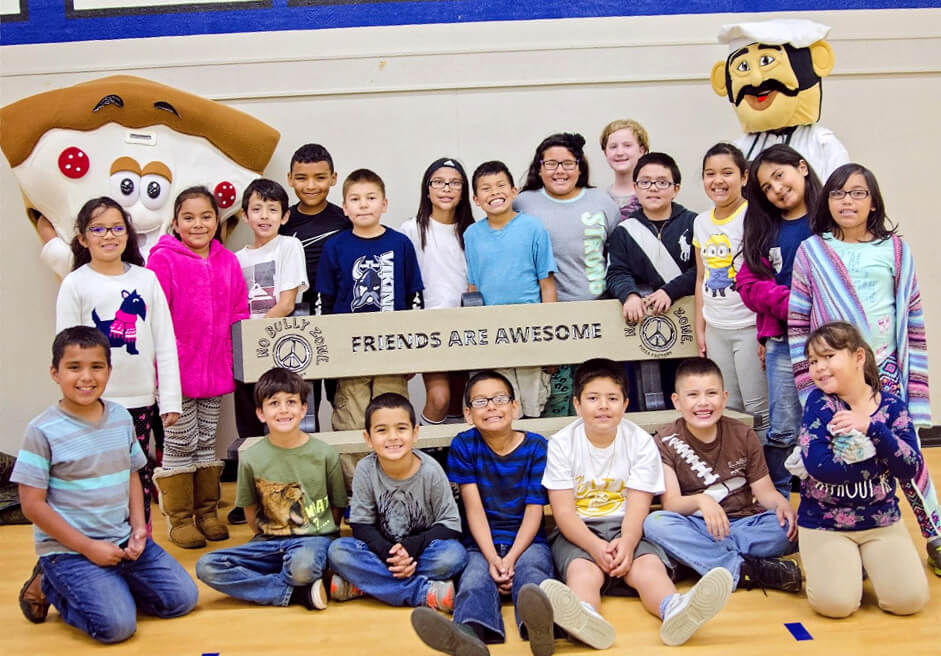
[227,506,246,525]
[739,556,802,593]
[410,607,489,656]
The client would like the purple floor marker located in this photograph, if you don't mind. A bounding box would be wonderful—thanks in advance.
[785,622,813,641]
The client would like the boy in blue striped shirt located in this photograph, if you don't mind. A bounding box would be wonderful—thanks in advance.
[412,370,556,656]
[12,326,197,643]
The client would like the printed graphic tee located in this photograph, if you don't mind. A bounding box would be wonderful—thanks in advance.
[349,450,461,543]
[542,418,664,523]
[236,436,348,537]
[515,188,620,301]
[316,227,423,313]
[281,202,351,296]
[236,234,309,319]
[692,203,755,329]
[654,417,768,517]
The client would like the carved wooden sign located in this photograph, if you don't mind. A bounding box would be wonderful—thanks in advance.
[233,297,697,382]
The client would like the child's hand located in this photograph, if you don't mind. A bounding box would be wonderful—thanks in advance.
[161,412,180,428]
[386,543,416,579]
[85,540,126,567]
[489,557,515,594]
[123,527,148,560]
[644,289,672,315]
[697,331,707,357]
[622,295,647,323]
[588,537,615,574]
[829,409,870,436]
[775,501,798,541]
[698,495,730,540]
[607,537,634,578]
[757,342,766,371]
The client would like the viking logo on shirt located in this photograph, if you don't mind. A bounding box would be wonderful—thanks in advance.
[351,250,394,312]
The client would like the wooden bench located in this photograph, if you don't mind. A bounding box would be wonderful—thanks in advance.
[228,296,754,456]
[232,411,755,456]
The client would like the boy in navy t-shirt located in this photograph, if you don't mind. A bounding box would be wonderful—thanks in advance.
[316,168,423,433]
[411,370,556,656]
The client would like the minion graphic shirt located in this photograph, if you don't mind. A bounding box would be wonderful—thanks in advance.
[692,203,755,330]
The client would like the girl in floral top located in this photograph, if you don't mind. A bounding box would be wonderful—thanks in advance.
[797,322,928,618]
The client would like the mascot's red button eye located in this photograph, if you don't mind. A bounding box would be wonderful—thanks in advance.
[215,181,237,209]
[58,147,89,179]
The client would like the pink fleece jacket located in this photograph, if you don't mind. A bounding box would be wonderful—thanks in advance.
[735,258,790,341]
[147,234,249,399]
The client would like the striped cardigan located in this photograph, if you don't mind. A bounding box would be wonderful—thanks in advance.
[788,234,931,427]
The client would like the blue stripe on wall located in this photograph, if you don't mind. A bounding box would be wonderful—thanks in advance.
[1,1,939,46]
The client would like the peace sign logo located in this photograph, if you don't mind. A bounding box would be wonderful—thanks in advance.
[639,316,677,353]
[273,334,313,373]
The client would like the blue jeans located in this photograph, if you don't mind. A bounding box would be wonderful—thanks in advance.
[643,510,792,589]
[196,535,331,606]
[40,538,197,644]
[765,337,802,496]
[454,542,554,643]
[328,537,467,607]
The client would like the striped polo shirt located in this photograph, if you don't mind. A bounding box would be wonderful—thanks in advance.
[11,401,145,556]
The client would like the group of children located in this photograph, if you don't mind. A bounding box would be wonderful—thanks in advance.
[9,120,938,646]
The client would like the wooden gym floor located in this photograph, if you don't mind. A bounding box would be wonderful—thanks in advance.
[4,449,940,656]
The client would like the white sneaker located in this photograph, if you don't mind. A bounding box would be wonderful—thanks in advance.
[659,567,732,646]
[539,579,615,650]
[310,578,327,610]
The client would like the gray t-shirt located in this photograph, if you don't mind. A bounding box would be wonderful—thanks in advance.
[515,188,621,301]
[349,450,461,543]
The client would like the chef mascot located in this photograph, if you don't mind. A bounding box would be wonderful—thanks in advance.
[710,19,849,180]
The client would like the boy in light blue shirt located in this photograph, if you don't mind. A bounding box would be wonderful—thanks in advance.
[463,161,558,417]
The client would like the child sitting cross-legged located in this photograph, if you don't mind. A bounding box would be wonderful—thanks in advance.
[540,358,733,649]
[195,368,348,610]
[643,357,801,595]
[328,393,467,610]
[411,370,556,656]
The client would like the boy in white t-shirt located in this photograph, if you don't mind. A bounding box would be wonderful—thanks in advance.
[230,179,309,523]
[540,358,732,648]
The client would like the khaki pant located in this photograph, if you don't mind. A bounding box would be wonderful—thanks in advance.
[332,375,409,494]
[799,522,929,618]
[494,367,550,418]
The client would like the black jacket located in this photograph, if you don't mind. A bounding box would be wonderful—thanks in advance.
[605,202,697,303]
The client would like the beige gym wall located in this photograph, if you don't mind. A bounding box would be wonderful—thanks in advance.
[1,8,939,454]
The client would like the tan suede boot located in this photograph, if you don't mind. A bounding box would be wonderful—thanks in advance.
[153,466,206,549]
[194,461,229,541]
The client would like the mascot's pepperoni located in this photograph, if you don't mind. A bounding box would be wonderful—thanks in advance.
[0,75,280,277]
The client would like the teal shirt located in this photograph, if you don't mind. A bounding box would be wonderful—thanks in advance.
[823,234,896,365]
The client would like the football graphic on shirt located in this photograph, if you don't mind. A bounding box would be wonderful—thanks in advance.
[0,75,280,277]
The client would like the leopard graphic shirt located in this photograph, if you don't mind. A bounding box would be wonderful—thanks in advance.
[236,435,347,537]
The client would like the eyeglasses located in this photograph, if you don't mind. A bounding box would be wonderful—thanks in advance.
[829,189,870,200]
[429,179,463,190]
[468,394,512,409]
[541,159,579,172]
[636,179,676,190]
[86,225,128,237]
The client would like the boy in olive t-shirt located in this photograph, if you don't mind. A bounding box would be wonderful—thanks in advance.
[196,368,347,610]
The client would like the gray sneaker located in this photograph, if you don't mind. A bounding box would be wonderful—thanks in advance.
[518,583,555,656]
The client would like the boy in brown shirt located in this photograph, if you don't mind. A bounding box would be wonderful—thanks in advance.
[643,357,801,592]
